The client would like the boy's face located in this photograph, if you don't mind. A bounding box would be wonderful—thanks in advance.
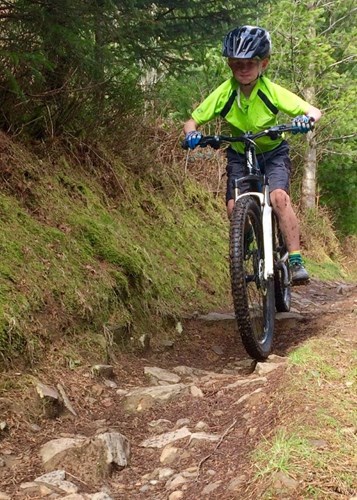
[228,57,269,85]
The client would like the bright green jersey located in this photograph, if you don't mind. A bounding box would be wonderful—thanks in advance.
[191,76,310,154]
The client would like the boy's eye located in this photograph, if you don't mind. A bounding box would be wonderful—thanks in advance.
[228,60,259,70]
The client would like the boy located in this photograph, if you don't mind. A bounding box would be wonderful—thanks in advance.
[183,25,322,284]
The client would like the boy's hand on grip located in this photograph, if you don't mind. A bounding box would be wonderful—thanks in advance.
[291,115,315,134]
[184,131,202,149]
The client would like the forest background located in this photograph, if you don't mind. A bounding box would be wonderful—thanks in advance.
[0,0,356,365]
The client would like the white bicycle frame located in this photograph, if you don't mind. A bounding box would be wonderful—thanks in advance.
[234,185,274,281]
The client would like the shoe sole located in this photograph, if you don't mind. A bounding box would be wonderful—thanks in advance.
[292,278,310,286]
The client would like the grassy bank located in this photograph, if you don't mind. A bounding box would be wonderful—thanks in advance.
[0,131,230,367]
[0,129,354,369]
[247,306,357,498]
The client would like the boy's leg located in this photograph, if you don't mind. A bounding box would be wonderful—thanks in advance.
[261,143,309,284]
[225,147,246,218]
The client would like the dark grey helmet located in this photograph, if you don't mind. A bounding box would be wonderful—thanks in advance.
[222,25,271,59]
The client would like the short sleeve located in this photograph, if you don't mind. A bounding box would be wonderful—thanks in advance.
[191,80,234,125]
[270,82,310,116]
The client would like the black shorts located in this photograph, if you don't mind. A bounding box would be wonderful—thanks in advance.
[225,140,292,204]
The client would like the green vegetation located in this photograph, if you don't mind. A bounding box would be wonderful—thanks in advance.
[0,131,231,365]
[0,0,355,367]
[249,328,357,498]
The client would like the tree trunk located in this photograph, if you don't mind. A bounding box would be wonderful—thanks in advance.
[301,12,318,210]
[302,127,317,209]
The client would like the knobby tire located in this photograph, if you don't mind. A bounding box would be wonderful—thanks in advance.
[230,197,275,360]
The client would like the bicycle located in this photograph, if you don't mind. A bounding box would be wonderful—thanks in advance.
[183,123,309,360]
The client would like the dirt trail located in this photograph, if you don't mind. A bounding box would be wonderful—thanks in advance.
[0,279,356,499]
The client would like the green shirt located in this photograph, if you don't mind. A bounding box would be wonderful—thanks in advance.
[191,76,310,154]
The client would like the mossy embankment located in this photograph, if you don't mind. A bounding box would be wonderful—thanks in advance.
[0,131,230,368]
[0,130,353,370]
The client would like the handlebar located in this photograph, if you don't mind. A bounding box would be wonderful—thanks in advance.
[181,122,314,150]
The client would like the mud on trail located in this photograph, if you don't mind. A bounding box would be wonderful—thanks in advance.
[0,279,356,499]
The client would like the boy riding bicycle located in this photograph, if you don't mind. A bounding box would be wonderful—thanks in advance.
[183,25,322,284]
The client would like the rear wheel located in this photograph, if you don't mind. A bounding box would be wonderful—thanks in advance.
[273,215,291,312]
[230,197,275,360]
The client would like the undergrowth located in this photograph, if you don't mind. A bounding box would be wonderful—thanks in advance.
[0,130,230,367]
[0,121,353,368]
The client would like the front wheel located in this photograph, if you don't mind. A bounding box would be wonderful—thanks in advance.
[230,197,275,360]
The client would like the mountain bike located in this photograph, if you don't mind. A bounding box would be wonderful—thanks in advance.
[183,123,306,360]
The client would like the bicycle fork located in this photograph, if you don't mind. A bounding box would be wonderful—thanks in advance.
[235,184,274,281]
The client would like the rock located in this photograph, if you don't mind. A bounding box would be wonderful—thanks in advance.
[175,418,190,428]
[158,467,175,480]
[337,284,350,295]
[197,312,235,321]
[103,380,118,389]
[140,427,191,448]
[116,389,128,396]
[144,366,181,385]
[34,470,79,494]
[139,334,150,351]
[308,439,328,449]
[232,359,255,369]
[266,354,288,363]
[224,376,267,390]
[0,493,10,500]
[172,365,211,378]
[168,492,183,500]
[19,481,54,496]
[91,365,114,379]
[96,432,131,468]
[255,362,285,376]
[272,471,299,490]
[29,423,41,432]
[39,437,86,470]
[35,382,63,418]
[40,433,130,482]
[124,384,188,412]
[148,419,173,433]
[0,422,8,433]
[227,475,247,491]
[166,474,188,490]
[160,339,175,348]
[202,481,222,494]
[35,469,64,482]
[87,494,114,500]
[176,322,183,334]
[234,388,263,405]
[190,385,204,397]
[160,446,179,465]
[189,432,220,445]
[61,495,87,500]
[212,345,224,355]
[57,383,77,416]
[206,469,216,476]
[195,421,208,431]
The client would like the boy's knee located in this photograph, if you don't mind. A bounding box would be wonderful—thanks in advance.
[271,189,291,211]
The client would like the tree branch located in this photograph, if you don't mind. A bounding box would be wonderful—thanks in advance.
[317,55,357,78]
[320,7,357,36]
[317,133,357,145]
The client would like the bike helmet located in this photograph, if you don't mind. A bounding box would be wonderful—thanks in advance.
[222,25,271,59]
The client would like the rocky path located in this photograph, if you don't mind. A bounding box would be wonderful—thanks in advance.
[0,279,356,499]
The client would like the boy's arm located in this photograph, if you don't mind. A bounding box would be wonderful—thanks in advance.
[306,105,322,123]
[183,118,199,134]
